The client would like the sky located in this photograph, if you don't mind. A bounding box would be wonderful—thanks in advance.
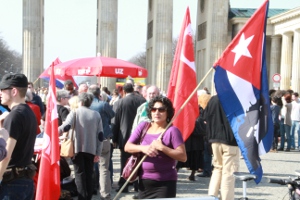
[0,0,300,70]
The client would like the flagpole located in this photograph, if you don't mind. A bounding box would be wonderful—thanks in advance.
[32,78,39,85]
[113,67,214,200]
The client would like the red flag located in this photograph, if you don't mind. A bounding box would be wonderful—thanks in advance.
[35,62,61,199]
[39,57,78,88]
[167,7,199,141]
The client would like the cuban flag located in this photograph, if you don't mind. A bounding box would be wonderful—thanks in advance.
[213,0,272,184]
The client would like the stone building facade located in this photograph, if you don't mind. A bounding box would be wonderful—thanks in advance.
[22,1,300,92]
[196,0,300,92]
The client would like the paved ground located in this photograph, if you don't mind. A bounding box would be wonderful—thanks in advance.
[74,148,300,200]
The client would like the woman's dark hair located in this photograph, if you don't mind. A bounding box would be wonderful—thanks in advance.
[271,96,283,108]
[147,95,175,123]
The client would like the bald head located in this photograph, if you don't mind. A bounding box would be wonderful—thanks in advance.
[146,85,160,101]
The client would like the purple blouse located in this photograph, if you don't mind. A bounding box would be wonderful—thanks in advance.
[128,121,184,181]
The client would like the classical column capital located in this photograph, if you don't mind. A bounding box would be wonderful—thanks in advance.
[271,35,281,39]
[294,29,300,34]
[282,31,294,36]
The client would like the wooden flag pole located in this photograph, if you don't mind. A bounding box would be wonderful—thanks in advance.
[113,67,214,200]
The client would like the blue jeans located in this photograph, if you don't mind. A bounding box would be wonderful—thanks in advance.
[280,123,291,149]
[0,178,34,200]
[290,120,300,149]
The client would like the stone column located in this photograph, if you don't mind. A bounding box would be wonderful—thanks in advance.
[195,0,229,94]
[280,33,293,90]
[146,0,173,93]
[292,30,300,92]
[269,35,281,87]
[23,0,44,86]
[96,0,118,90]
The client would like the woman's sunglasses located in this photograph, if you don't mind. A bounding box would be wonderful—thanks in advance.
[151,107,167,113]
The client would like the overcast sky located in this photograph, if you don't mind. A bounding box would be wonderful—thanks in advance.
[0,0,299,69]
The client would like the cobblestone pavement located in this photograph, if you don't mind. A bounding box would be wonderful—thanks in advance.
[78,148,299,200]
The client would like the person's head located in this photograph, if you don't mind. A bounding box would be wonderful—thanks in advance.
[269,89,276,97]
[78,92,94,107]
[64,80,75,93]
[287,89,294,95]
[102,87,110,95]
[101,91,108,102]
[197,89,207,96]
[68,96,79,111]
[56,90,71,105]
[134,84,143,94]
[146,85,160,101]
[112,89,119,97]
[147,95,174,124]
[284,93,292,103]
[126,78,134,85]
[271,95,283,107]
[78,82,88,94]
[292,92,299,101]
[141,85,150,99]
[25,89,33,102]
[0,73,28,108]
[203,87,210,94]
[117,86,124,97]
[123,83,134,94]
[198,93,211,109]
[88,84,101,99]
[28,82,35,93]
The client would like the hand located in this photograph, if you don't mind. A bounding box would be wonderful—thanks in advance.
[151,139,164,151]
[143,145,159,157]
[94,155,100,162]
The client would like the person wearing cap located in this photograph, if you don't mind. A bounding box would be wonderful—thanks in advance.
[0,73,37,199]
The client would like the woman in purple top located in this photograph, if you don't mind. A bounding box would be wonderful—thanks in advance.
[125,95,187,199]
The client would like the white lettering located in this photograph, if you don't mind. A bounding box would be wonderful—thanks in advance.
[78,67,91,75]
[138,70,143,76]
[115,68,124,74]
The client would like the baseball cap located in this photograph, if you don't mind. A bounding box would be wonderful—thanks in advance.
[0,73,28,90]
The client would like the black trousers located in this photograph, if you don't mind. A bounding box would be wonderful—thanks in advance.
[138,179,176,199]
[72,152,94,200]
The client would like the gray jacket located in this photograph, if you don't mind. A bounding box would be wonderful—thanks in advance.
[59,106,103,156]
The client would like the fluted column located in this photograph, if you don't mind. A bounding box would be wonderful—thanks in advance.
[291,30,300,92]
[280,33,293,90]
[23,0,44,85]
[195,0,229,94]
[146,0,173,93]
[96,0,118,90]
[269,35,281,87]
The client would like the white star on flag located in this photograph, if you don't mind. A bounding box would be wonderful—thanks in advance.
[231,33,254,66]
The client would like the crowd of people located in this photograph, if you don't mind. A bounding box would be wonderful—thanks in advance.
[269,89,300,152]
[3,73,288,200]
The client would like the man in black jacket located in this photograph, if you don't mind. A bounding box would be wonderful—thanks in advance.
[112,83,145,193]
[204,95,239,200]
